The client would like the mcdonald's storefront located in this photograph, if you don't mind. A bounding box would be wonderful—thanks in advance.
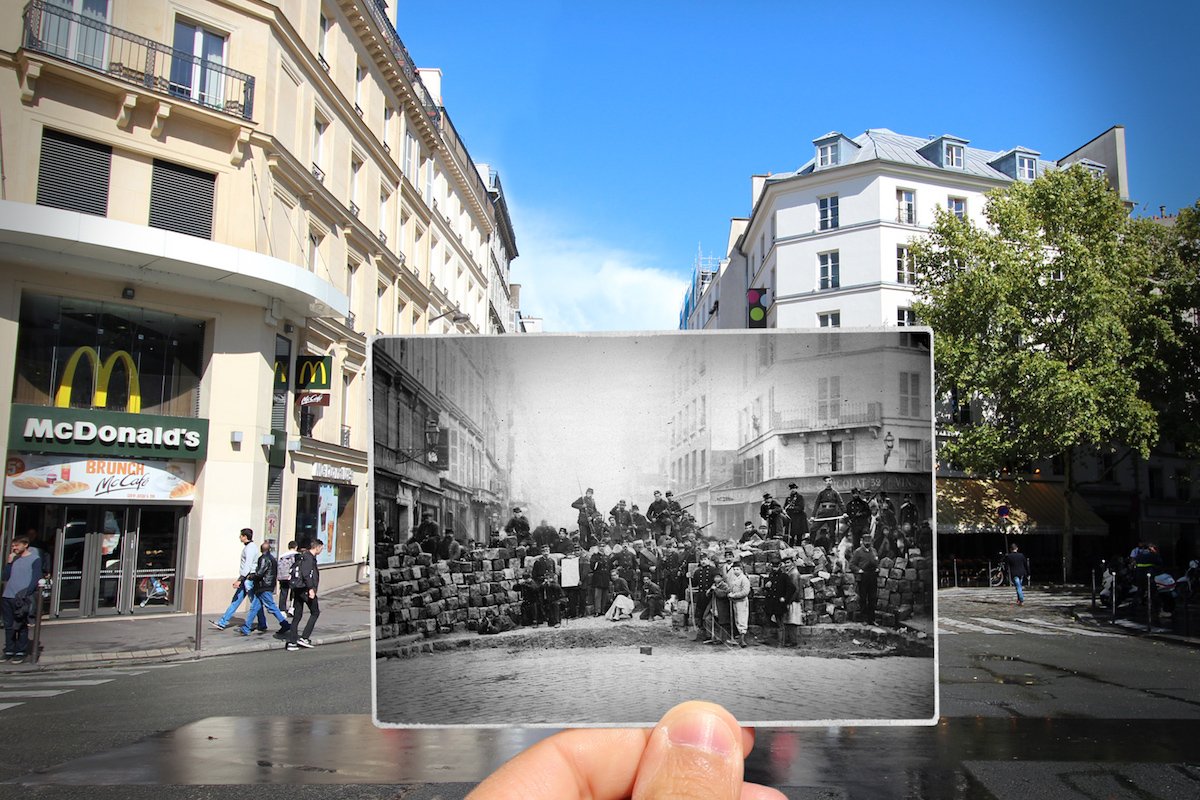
[3,292,208,617]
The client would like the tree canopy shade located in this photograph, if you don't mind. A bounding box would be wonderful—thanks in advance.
[909,166,1192,578]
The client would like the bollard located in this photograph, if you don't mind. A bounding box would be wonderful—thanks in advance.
[953,558,959,588]
[1112,575,1118,622]
[987,560,992,588]
[194,575,205,652]
[30,582,47,665]
[1147,573,1153,633]
[1091,569,1097,612]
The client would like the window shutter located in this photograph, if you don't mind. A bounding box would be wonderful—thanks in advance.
[804,442,816,474]
[37,129,111,216]
[844,439,855,472]
[149,159,216,238]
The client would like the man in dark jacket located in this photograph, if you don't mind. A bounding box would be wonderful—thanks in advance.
[503,507,530,540]
[849,539,879,625]
[639,577,665,620]
[238,541,291,636]
[286,538,323,651]
[760,493,786,540]
[690,554,718,641]
[589,546,611,616]
[531,545,561,628]
[1004,543,1030,605]
[646,491,670,538]
[2,536,44,663]
[784,484,808,546]
[572,489,598,544]
[846,488,872,548]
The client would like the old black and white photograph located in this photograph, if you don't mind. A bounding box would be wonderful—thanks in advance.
[371,329,937,727]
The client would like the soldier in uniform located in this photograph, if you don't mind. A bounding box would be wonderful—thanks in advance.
[759,493,786,539]
[762,556,789,644]
[849,538,879,625]
[783,483,808,546]
[589,545,611,616]
[812,476,845,552]
[846,487,872,548]
[690,554,718,642]
[609,500,633,543]
[664,491,684,540]
[899,493,920,535]
[531,544,561,628]
[630,504,651,542]
[413,512,439,547]
[571,488,598,544]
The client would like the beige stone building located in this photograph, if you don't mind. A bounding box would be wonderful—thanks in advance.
[0,0,518,615]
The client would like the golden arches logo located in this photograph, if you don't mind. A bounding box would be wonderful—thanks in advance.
[54,347,142,413]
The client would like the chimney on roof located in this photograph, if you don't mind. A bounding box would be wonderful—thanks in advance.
[1160,205,1166,217]
[751,174,769,208]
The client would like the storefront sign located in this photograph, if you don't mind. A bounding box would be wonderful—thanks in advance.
[312,462,353,482]
[295,356,332,391]
[5,454,196,503]
[9,404,209,460]
[56,347,143,413]
[297,392,330,407]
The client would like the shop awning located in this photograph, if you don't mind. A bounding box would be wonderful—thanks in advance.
[936,478,1108,537]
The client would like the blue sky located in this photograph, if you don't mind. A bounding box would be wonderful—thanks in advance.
[393,1,1200,332]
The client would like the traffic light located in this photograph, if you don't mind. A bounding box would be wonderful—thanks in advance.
[747,287,770,328]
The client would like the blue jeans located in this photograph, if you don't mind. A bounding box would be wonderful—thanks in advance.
[1013,576,1025,603]
[239,589,289,634]
[217,581,266,629]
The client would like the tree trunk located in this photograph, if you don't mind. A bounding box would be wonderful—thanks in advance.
[1062,447,1074,584]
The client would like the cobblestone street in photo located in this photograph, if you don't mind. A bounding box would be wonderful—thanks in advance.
[375,617,935,725]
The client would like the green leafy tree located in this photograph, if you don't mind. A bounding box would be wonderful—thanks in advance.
[911,166,1164,579]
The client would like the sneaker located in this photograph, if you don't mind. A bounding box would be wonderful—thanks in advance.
[278,623,292,635]
[285,643,300,651]
[210,620,227,630]
[1,653,12,663]
[297,637,314,648]
[11,654,25,664]
[238,629,251,637]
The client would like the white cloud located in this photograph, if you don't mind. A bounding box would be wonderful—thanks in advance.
[508,206,690,332]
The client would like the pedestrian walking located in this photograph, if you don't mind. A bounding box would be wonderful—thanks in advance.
[2,536,44,663]
[238,541,291,636]
[286,538,323,651]
[1004,543,1030,605]
[212,528,266,631]
[276,540,297,616]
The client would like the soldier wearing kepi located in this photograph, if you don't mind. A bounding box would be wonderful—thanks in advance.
[503,507,530,541]
[609,499,633,543]
[571,488,598,544]
[846,487,872,548]
[646,490,670,538]
[812,476,845,551]
[783,483,808,546]
[849,537,879,625]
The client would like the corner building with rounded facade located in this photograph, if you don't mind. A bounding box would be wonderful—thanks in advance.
[0,0,516,616]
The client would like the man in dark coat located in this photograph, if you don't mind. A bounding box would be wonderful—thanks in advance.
[609,500,633,542]
[639,577,665,620]
[762,558,788,643]
[412,512,439,547]
[759,493,786,539]
[783,483,808,545]
[849,538,879,625]
[646,491,670,538]
[690,554,718,641]
[630,504,651,542]
[589,546,611,616]
[1004,542,1030,606]
[846,488,872,548]
[503,507,530,540]
[531,545,561,628]
[435,530,461,561]
[898,494,920,534]
[571,488,598,543]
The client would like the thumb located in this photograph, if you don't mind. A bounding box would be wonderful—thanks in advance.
[631,702,747,800]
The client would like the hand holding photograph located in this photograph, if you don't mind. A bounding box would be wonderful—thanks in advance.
[371,329,937,727]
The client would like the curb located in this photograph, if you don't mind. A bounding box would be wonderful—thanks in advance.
[1070,610,1199,648]
[13,629,371,672]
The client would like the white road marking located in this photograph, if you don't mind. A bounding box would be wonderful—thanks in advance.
[971,617,1066,635]
[0,690,72,698]
[1016,618,1120,638]
[0,679,115,688]
[940,617,1011,634]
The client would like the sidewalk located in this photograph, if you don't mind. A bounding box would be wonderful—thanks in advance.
[1072,599,1200,648]
[6,583,371,671]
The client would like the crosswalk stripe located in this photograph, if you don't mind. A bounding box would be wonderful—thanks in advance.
[971,617,1067,635]
[0,703,23,711]
[0,679,114,688]
[0,690,72,698]
[1016,618,1120,638]
[936,628,959,635]
[939,617,1010,634]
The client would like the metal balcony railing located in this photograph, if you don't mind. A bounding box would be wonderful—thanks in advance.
[340,425,352,448]
[770,401,883,434]
[22,0,255,121]
[363,0,439,123]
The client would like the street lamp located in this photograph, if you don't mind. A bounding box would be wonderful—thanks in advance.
[883,431,895,464]
[429,308,471,326]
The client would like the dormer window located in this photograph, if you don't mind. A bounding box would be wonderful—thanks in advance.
[945,143,964,168]
[819,142,838,167]
[1018,155,1036,181]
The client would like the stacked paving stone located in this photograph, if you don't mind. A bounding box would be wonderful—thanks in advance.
[736,544,934,628]
[374,542,530,639]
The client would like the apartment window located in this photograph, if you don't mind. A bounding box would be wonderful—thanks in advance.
[1176,469,1192,502]
[899,438,922,470]
[818,311,840,328]
[378,187,390,236]
[948,196,966,220]
[349,156,362,213]
[345,261,357,327]
[899,371,922,417]
[354,61,366,110]
[170,19,227,110]
[817,376,841,422]
[37,128,111,216]
[384,105,395,149]
[897,246,917,284]
[148,159,215,239]
[1148,467,1164,500]
[897,307,917,327]
[1018,155,1036,181]
[945,143,964,168]
[312,115,328,176]
[819,195,839,230]
[403,132,417,178]
[818,440,854,473]
[376,282,387,334]
[819,252,840,289]
[818,142,838,167]
[307,230,324,273]
[897,189,916,224]
[38,0,110,68]
[317,12,330,61]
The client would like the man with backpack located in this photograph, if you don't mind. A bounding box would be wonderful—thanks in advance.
[286,538,323,651]
[276,540,297,617]
[212,528,267,631]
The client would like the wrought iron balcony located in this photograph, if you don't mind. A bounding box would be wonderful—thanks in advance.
[770,401,883,437]
[22,0,255,121]
[341,425,352,448]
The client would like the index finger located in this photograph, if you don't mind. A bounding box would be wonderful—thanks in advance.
[466,724,758,800]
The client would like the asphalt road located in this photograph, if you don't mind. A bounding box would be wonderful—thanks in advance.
[1,588,1198,799]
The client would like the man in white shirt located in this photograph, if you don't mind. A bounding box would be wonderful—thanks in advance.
[211,528,267,631]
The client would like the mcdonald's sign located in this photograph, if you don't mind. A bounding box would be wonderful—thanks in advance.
[55,347,142,413]
[295,356,332,391]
